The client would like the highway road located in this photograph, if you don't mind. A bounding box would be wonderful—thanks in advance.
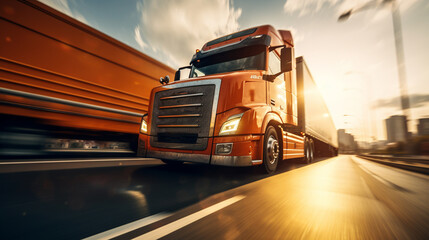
[1,155,428,239]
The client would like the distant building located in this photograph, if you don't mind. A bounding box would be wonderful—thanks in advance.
[337,129,356,153]
[385,115,408,143]
[417,118,429,136]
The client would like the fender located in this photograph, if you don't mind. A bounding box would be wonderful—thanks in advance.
[261,112,283,134]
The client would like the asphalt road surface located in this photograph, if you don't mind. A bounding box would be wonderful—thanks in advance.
[1,155,428,239]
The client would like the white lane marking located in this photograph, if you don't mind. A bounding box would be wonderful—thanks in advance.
[360,176,375,199]
[83,212,172,240]
[133,195,246,240]
[0,158,159,165]
[354,158,391,187]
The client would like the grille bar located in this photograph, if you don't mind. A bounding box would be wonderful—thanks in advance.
[159,103,202,109]
[158,114,201,118]
[157,124,200,128]
[160,93,204,100]
[150,81,219,151]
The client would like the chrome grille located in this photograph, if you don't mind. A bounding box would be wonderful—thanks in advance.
[150,84,215,150]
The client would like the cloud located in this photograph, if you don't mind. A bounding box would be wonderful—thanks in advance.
[134,0,242,67]
[134,27,147,49]
[283,0,422,16]
[370,0,420,23]
[374,93,429,109]
[283,0,340,16]
[399,0,420,11]
[38,0,88,24]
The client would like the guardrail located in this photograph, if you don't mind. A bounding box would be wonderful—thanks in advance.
[358,154,429,175]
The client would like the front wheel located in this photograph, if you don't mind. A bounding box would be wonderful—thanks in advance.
[262,126,280,174]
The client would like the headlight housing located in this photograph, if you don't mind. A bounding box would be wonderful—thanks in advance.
[140,114,148,134]
[219,113,243,135]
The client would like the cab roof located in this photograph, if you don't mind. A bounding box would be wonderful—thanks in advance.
[201,25,294,51]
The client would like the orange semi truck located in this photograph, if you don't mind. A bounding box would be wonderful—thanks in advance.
[0,0,174,155]
[138,25,338,173]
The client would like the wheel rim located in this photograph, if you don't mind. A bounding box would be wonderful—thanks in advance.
[267,135,279,164]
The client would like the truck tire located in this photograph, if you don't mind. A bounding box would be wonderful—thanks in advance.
[263,126,280,174]
[304,137,314,164]
[309,138,315,162]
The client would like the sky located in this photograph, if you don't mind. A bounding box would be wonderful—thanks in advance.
[39,0,429,141]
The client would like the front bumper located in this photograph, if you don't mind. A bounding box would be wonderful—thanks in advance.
[147,149,261,166]
[147,150,210,164]
[211,155,262,166]
[144,134,263,166]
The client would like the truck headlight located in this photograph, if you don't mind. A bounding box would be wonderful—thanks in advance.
[219,113,243,135]
[140,117,148,134]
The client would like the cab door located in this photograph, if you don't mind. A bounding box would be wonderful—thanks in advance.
[268,50,287,122]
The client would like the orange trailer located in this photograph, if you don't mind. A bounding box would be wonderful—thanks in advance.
[0,0,174,155]
[138,25,337,173]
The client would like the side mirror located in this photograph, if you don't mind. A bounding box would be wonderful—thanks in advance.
[281,47,293,72]
[174,66,192,81]
[159,75,170,85]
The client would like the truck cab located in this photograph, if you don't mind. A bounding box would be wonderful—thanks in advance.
[138,25,304,173]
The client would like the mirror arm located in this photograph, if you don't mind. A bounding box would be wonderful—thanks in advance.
[269,45,285,52]
[263,72,283,82]
[174,66,192,81]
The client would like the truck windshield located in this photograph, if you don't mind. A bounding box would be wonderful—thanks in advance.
[190,45,266,78]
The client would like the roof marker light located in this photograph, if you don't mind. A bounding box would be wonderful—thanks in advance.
[251,34,263,39]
